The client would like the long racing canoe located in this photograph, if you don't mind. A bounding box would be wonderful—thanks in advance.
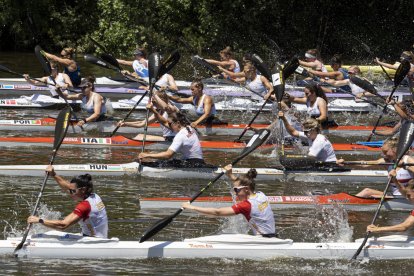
[140,192,413,211]
[0,117,396,137]
[0,135,397,154]
[2,230,414,259]
[0,162,389,183]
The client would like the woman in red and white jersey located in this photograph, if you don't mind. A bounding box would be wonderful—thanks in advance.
[27,165,108,238]
[182,164,276,237]
[367,183,414,233]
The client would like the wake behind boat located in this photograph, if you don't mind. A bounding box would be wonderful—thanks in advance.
[139,192,414,211]
[0,117,396,137]
[0,162,388,183]
[2,230,414,260]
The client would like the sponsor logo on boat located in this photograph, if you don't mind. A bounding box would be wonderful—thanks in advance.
[0,84,15,89]
[283,196,313,202]
[63,137,80,142]
[0,99,17,105]
[327,199,350,203]
[188,243,213,248]
[267,196,283,203]
[89,164,122,171]
[81,137,112,144]
[12,120,42,125]
[14,84,32,90]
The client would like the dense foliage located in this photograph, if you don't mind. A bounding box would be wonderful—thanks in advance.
[1,0,413,62]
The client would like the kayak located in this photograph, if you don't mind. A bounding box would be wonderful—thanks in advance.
[0,135,396,154]
[140,192,413,211]
[0,94,377,113]
[0,78,410,101]
[0,117,395,137]
[0,162,389,183]
[2,230,414,260]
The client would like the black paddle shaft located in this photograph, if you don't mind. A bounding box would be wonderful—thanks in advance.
[13,107,71,255]
[139,129,270,243]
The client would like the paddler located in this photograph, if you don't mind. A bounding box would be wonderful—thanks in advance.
[298,49,327,72]
[205,46,241,79]
[354,138,414,198]
[286,83,328,125]
[63,76,110,126]
[42,47,81,87]
[182,164,277,237]
[118,89,179,141]
[168,79,218,127]
[23,62,73,98]
[138,112,206,168]
[279,112,343,163]
[27,165,108,238]
[375,51,414,88]
[241,61,274,101]
[367,183,414,233]
[306,54,351,93]
[117,48,149,82]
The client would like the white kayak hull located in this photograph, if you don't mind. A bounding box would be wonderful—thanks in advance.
[2,231,414,260]
[0,162,388,183]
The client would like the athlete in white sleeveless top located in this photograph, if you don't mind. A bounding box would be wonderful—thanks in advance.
[23,66,73,98]
[27,165,109,238]
[182,164,276,236]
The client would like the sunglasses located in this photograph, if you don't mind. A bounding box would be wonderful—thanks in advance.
[168,121,177,128]
[304,129,313,135]
[69,188,81,194]
[233,186,247,194]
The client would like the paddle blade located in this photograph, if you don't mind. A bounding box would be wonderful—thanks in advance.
[394,59,411,87]
[191,55,222,75]
[100,53,121,70]
[34,45,51,75]
[84,54,116,70]
[396,120,414,162]
[251,54,272,81]
[89,36,109,53]
[0,64,13,74]
[148,52,161,85]
[271,63,284,103]
[294,66,310,78]
[350,76,378,94]
[159,50,180,77]
[233,129,270,164]
[282,56,300,80]
[139,209,182,243]
[54,107,72,149]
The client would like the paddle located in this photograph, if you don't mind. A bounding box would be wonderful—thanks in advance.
[34,45,83,129]
[13,106,71,256]
[349,76,385,100]
[34,45,51,75]
[366,59,411,142]
[139,128,271,243]
[141,52,162,153]
[295,66,390,110]
[235,54,299,142]
[351,120,414,260]
[272,63,286,155]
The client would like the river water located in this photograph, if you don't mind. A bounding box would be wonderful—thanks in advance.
[0,52,413,275]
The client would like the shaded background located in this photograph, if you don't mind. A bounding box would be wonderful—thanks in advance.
[1,0,413,63]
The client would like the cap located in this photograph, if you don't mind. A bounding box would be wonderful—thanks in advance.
[78,79,92,88]
[133,49,144,56]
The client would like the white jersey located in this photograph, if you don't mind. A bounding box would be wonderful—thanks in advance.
[77,193,108,238]
[155,74,170,87]
[349,81,365,96]
[47,73,66,97]
[168,127,203,159]
[392,156,414,195]
[230,59,241,73]
[306,97,323,117]
[160,111,176,137]
[246,75,267,100]
[298,133,336,162]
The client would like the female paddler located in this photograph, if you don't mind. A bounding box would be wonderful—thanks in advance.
[63,76,109,127]
[118,89,179,141]
[182,164,277,237]
[138,112,205,168]
[205,46,241,79]
[168,80,218,127]
[23,62,73,98]
[42,47,81,86]
[367,183,414,233]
